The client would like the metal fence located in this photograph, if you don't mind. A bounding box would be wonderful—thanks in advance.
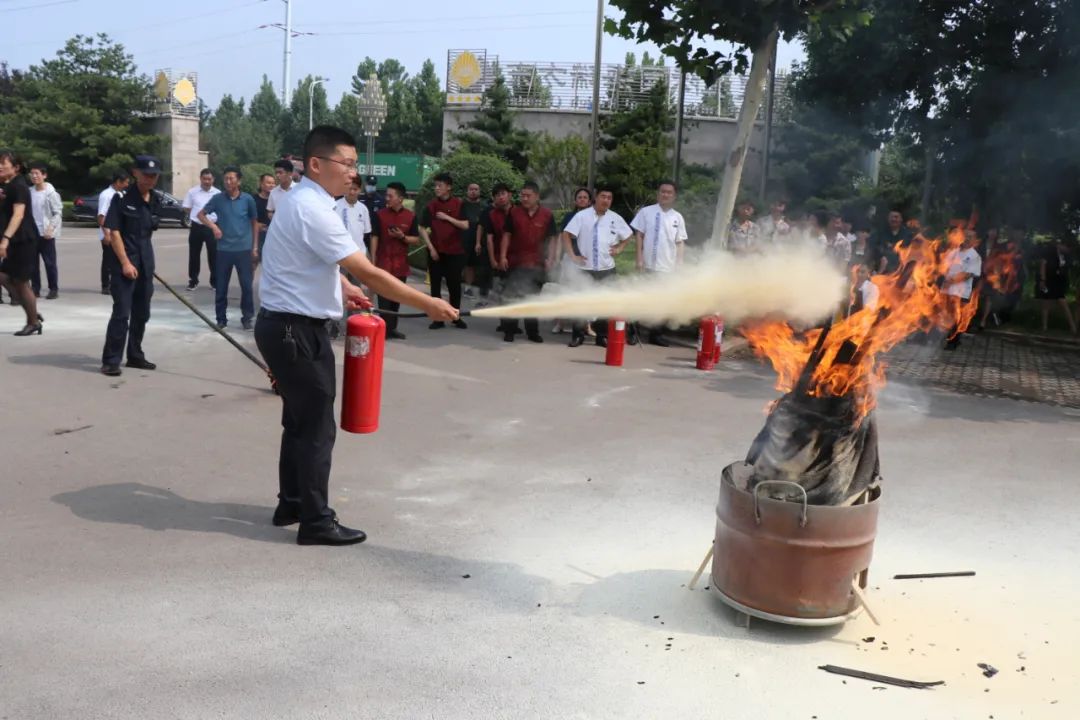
[446,50,791,121]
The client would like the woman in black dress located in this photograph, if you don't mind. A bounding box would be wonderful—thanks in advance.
[0,149,43,335]
[1035,239,1076,334]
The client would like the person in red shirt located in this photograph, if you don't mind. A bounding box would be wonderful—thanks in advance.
[419,172,469,329]
[480,183,514,334]
[370,181,420,340]
[499,180,558,343]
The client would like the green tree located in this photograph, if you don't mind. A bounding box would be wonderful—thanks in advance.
[248,74,284,150]
[607,0,869,246]
[508,64,553,108]
[528,133,589,210]
[279,75,331,156]
[450,71,534,173]
[597,79,673,216]
[412,60,446,156]
[202,94,280,168]
[0,34,162,194]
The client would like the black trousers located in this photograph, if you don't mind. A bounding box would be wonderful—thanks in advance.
[255,312,337,528]
[30,237,58,294]
[429,252,466,309]
[572,268,617,340]
[188,223,217,285]
[377,276,408,332]
[100,243,112,289]
[501,267,545,336]
[102,262,153,366]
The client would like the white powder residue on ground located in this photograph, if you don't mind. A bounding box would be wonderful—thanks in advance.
[472,247,847,325]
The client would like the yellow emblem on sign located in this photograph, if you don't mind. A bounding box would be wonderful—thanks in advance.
[173,77,197,107]
[449,51,482,89]
[154,71,170,100]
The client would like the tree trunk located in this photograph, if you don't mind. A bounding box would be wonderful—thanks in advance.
[710,25,779,249]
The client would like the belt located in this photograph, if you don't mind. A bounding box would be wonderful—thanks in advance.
[258,308,332,326]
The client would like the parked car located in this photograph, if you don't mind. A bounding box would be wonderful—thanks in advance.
[72,190,190,227]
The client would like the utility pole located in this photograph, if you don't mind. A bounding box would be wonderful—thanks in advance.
[758,45,778,204]
[309,77,327,130]
[282,0,293,106]
[673,69,686,186]
[587,0,603,191]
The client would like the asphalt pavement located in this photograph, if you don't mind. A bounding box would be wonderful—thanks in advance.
[2,227,1077,719]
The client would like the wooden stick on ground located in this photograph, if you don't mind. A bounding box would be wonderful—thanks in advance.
[851,582,880,625]
[688,545,714,590]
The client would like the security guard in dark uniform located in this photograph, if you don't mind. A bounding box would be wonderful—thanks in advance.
[100,155,162,377]
[360,174,385,215]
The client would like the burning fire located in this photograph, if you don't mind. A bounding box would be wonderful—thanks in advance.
[983,242,1022,294]
[744,228,980,419]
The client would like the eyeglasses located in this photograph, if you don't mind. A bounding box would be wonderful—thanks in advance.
[315,155,358,171]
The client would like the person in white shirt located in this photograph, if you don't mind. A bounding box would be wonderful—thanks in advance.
[27,162,63,299]
[255,125,457,547]
[181,168,220,290]
[96,171,130,294]
[562,186,633,348]
[848,262,879,316]
[756,199,791,247]
[266,159,296,222]
[334,175,371,255]
[943,230,982,350]
[631,179,687,346]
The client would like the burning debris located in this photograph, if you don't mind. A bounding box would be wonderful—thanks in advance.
[741,228,980,505]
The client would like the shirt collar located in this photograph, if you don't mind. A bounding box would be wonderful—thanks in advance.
[300,176,335,208]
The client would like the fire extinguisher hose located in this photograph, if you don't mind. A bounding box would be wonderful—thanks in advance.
[373,309,474,319]
[153,273,279,394]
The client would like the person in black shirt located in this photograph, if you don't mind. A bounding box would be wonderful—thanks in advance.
[253,172,274,258]
[100,155,165,376]
[360,174,385,215]
[461,182,489,300]
[873,210,913,274]
[0,148,43,335]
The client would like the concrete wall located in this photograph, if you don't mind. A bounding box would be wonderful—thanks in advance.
[442,108,768,187]
[144,115,203,196]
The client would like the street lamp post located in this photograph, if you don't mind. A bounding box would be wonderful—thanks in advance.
[308,76,328,131]
[356,72,388,176]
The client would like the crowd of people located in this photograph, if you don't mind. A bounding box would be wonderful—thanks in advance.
[3,145,1080,356]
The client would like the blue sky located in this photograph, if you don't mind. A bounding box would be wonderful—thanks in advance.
[5,0,805,109]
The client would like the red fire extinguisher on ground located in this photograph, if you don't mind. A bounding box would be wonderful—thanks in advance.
[341,312,386,434]
[606,318,627,367]
[696,315,719,371]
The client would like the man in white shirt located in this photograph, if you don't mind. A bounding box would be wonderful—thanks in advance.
[96,171,130,294]
[181,168,220,290]
[943,230,982,350]
[255,125,456,547]
[756,198,791,247]
[266,159,296,222]
[563,186,633,348]
[632,179,688,346]
[333,175,371,255]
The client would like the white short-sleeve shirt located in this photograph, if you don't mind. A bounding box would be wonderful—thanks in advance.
[96,186,117,241]
[564,207,633,272]
[267,185,292,215]
[182,185,220,224]
[945,246,982,299]
[334,198,371,255]
[631,204,687,272]
[259,177,360,319]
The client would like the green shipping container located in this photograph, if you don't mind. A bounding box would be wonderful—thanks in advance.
[361,154,438,195]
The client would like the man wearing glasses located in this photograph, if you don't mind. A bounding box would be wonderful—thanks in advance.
[255,126,457,547]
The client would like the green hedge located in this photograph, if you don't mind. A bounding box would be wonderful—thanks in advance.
[415,152,523,212]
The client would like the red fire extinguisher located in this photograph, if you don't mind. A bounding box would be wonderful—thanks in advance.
[606,318,627,367]
[713,316,725,363]
[341,312,386,434]
[696,315,718,370]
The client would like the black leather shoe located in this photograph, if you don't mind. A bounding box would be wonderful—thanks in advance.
[101,364,121,376]
[46,290,58,300]
[297,520,367,546]
[527,333,544,343]
[387,330,407,340]
[126,358,157,370]
[271,502,302,527]
[453,319,468,329]
[596,337,608,348]
[568,335,584,348]
[429,321,445,329]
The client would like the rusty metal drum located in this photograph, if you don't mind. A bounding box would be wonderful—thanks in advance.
[710,462,881,625]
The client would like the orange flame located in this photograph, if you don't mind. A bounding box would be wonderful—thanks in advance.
[744,228,980,419]
[983,242,1022,294]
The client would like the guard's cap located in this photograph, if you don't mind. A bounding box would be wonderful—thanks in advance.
[134,155,163,174]
[365,175,377,185]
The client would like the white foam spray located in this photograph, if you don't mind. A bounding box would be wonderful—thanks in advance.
[472,246,848,326]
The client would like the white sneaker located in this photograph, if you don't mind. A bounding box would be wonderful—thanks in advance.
[551,321,563,334]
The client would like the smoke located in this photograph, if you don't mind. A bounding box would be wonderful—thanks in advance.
[472,246,848,325]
